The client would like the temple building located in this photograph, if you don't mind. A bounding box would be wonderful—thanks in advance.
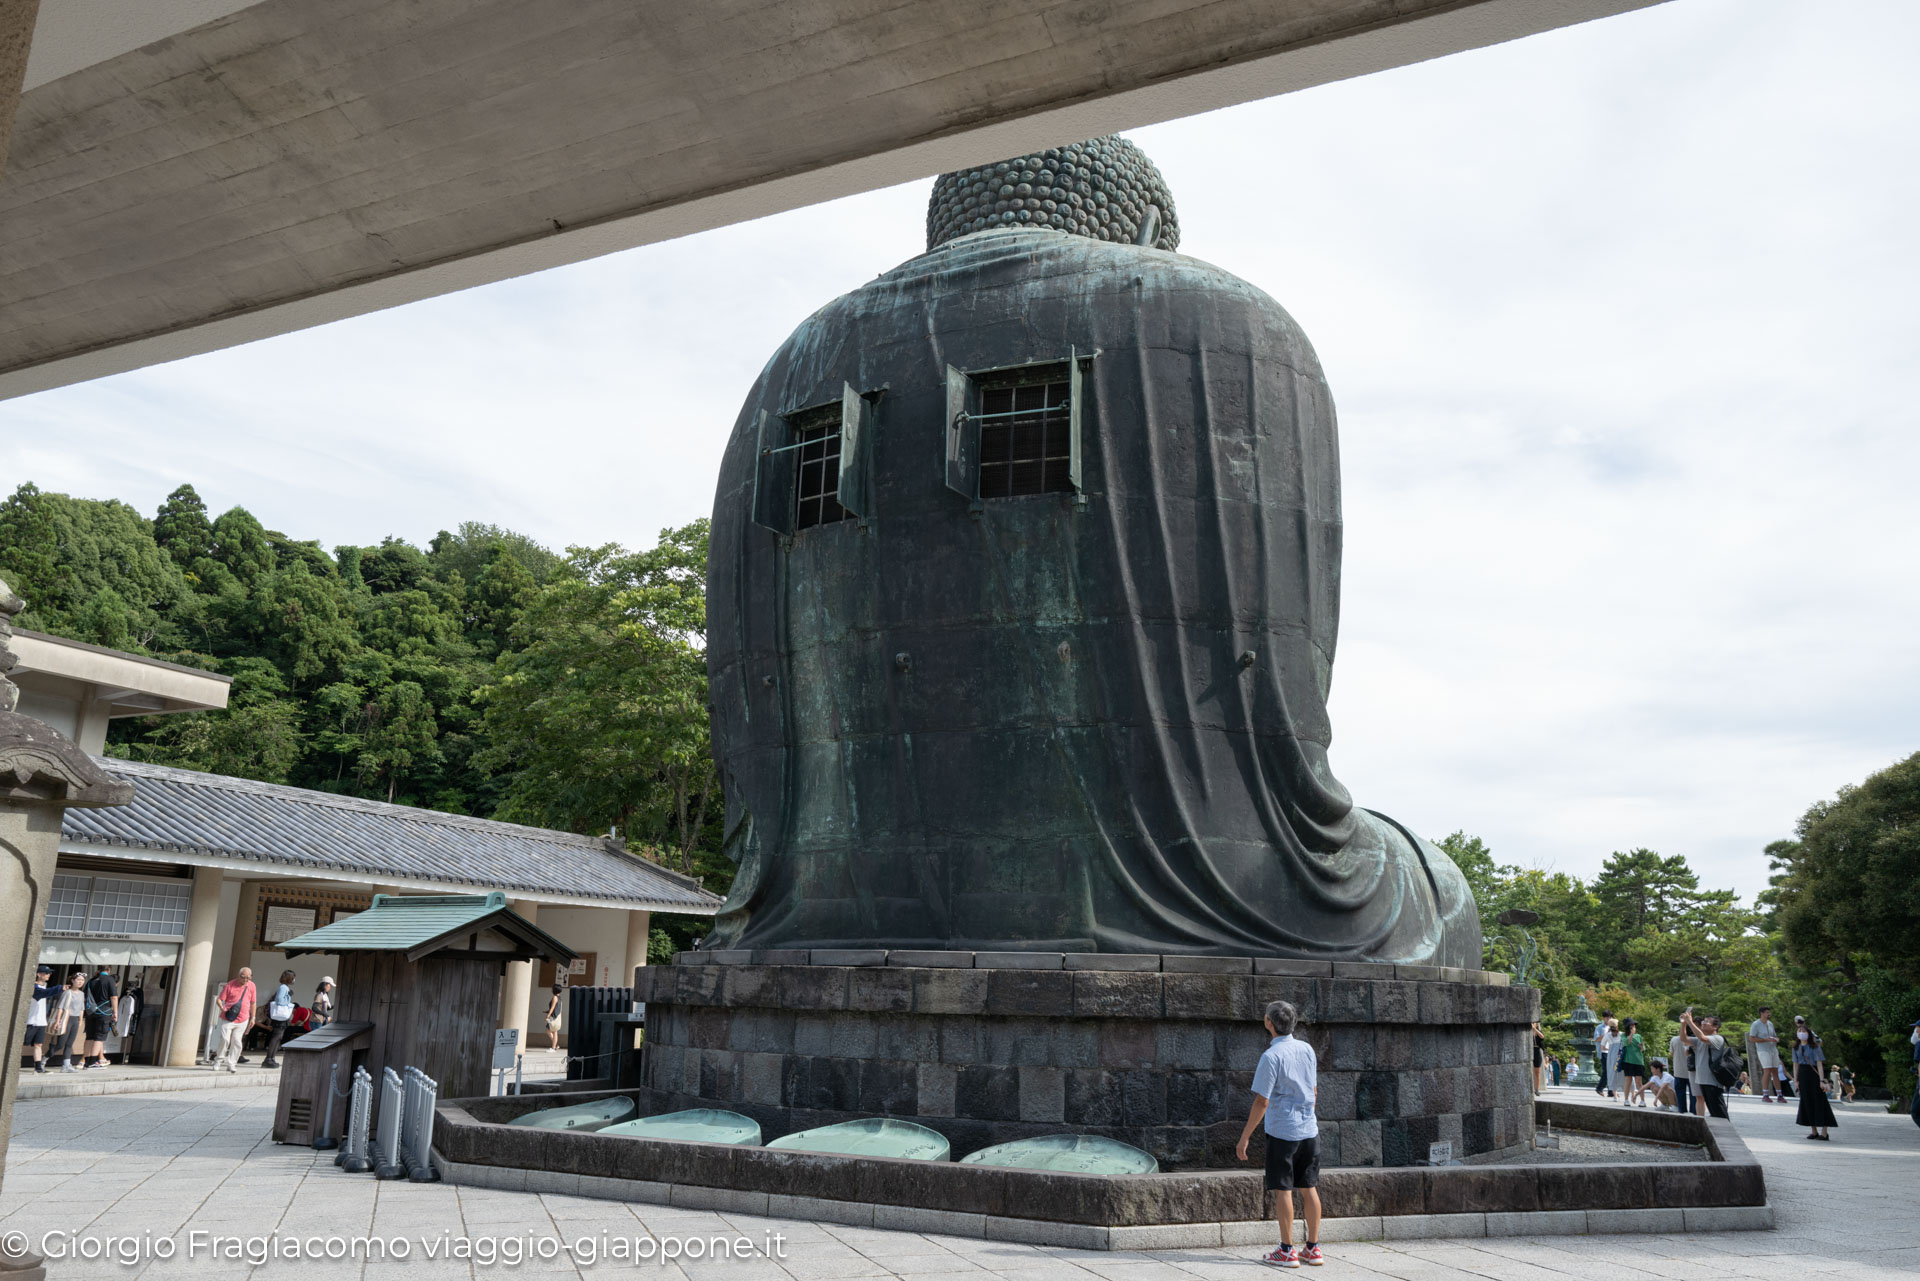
[10,628,720,1068]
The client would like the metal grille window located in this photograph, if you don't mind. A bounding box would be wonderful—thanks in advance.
[946,353,1086,503]
[978,369,1074,497]
[85,877,192,937]
[754,383,872,535]
[46,875,91,933]
[792,405,850,530]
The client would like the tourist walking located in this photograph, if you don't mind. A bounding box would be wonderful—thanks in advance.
[1236,1000,1323,1268]
[22,964,55,1074]
[1618,1019,1648,1105]
[82,965,117,1068]
[312,976,335,1027]
[213,967,256,1072]
[1594,1017,1617,1099]
[50,972,86,1072]
[261,970,296,1068]
[1680,1009,1729,1119]
[1791,1016,1835,1139]
[1532,1023,1545,1095]
[544,981,564,1051]
[1747,1006,1781,1101]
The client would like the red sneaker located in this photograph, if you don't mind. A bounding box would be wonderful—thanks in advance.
[1301,1245,1324,1266]
[1263,1245,1300,1269]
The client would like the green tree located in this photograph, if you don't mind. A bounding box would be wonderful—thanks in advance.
[209,507,278,585]
[152,484,215,568]
[108,657,304,783]
[430,522,560,587]
[1767,751,1920,1092]
[0,484,189,648]
[476,521,724,884]
[355,680,441,803]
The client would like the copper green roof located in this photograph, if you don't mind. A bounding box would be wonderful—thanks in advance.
[277,891,575,963]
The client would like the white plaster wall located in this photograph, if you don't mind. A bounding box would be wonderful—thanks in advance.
[522,906,633,1035]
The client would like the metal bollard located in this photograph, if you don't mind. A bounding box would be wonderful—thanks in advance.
[313,1062,340,1151]
[402,1066,441,1181]
[373,1066,406,1179]
[338,1067,373,1173]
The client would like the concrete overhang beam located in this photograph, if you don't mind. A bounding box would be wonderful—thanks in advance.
[9,629,233,712]
[0,0,1666,403]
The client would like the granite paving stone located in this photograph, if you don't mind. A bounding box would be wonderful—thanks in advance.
[0,1081,1912,1279]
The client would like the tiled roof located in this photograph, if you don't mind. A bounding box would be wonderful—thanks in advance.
[278,891,574,960]
[62,757,722,914]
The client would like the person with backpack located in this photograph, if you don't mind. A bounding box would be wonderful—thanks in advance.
[261,970,297,1069]
[1679,1009,1731,1119]
[1791,1016,1835,1140]
[81,965,118,1069]
[213,967,256,1073]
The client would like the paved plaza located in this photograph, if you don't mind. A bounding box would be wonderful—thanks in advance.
[0,1083,1912,1280]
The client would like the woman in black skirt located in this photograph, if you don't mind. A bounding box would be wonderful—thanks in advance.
[1791,1015,1835,1140]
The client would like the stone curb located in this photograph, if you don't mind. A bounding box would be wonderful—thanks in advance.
[14,1067,281,1100]
[431,1152,1773,1248]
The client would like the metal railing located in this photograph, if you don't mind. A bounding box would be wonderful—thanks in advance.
[374,1067,406,1178]
[313,1062,345,1151]
[336,1067,373,1173]
[401,1066,440,1182]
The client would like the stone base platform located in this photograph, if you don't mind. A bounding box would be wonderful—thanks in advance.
[632,955,1540,1168]
[428,1094,1769,1247]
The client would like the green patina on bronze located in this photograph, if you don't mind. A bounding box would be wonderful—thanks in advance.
[703,137,1480,965]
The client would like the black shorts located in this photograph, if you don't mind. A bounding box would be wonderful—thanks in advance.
[1263,1135,1320,1192]
[22,1025,46,1047]
[1621,1063,1646,1079]
[84,1012,112,1039]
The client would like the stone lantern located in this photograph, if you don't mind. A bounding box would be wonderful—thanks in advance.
[0,579,134,1281]
[1562,994,1602,1087]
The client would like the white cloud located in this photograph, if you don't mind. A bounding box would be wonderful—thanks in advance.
[5,0,1915,901]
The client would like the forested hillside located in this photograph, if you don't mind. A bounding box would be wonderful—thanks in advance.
[0,482,728,910]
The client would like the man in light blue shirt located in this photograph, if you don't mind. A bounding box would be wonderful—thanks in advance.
[1236,1000,1321,1267]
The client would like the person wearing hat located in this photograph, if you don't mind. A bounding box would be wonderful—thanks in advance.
[22,964,56,1074]
[312,976,335,1028]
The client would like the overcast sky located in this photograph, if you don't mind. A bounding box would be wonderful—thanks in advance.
[5,0,1915,903]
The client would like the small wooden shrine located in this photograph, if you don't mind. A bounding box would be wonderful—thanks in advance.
[274,892,574,1121]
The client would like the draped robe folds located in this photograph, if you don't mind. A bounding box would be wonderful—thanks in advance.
[703,228,1481,966]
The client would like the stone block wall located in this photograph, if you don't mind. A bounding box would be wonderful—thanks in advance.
[632,958,1538,1169]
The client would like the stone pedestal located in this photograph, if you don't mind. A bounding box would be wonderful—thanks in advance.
[633,955,1537,1170]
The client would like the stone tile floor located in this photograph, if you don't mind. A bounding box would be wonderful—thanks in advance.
[0,1081,1911,1279]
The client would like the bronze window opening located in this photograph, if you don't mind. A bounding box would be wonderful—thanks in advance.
[792,406,851,530]
[977,367,1074,498]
